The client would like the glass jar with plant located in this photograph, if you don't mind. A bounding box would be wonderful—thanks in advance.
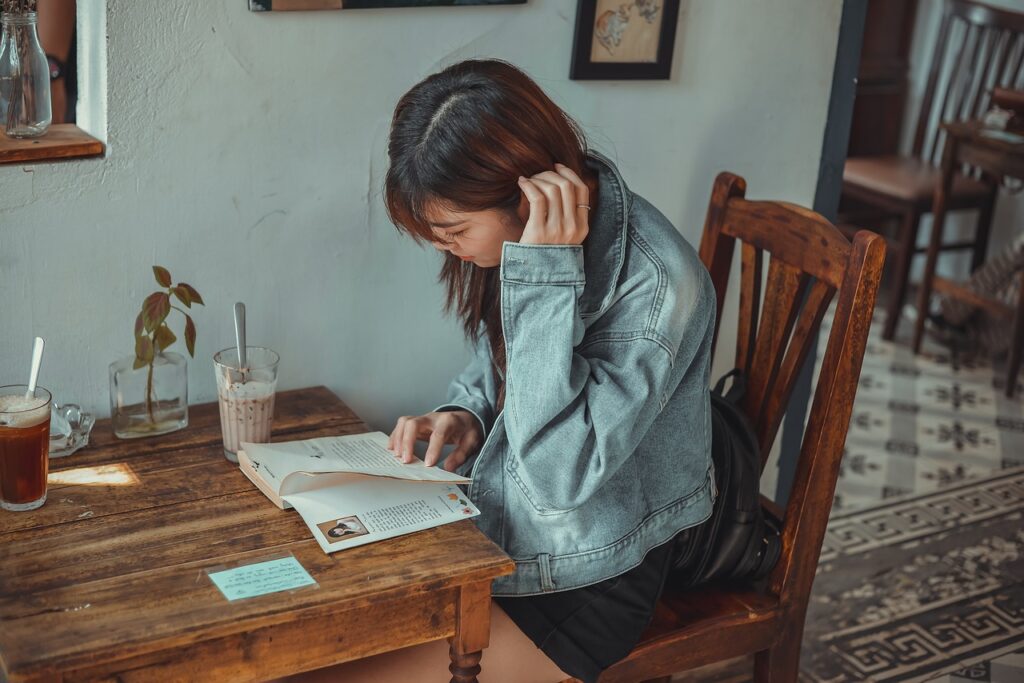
[109,267,204,439]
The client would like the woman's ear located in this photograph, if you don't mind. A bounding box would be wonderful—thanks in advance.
[515,193,530,226]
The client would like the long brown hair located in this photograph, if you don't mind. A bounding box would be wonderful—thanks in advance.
[384,59,595,396]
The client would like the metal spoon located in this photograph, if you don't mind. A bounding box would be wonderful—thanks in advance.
[26,337,43,399]
[233,302,247,384]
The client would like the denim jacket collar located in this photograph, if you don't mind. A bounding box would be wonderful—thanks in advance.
[580,151,632,319]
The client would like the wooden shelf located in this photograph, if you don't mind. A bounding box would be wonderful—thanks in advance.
[0,123,104,164]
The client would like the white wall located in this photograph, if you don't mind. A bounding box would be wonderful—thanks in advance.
[1,0,842,433]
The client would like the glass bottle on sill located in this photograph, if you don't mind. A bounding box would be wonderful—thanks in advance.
[0,5,52,138]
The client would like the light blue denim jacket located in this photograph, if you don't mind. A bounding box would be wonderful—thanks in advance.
[437,152,716,596]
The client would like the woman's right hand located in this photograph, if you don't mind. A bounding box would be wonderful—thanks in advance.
[387,410,484,472]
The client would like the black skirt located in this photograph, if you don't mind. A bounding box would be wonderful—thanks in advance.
[495,528,692,683]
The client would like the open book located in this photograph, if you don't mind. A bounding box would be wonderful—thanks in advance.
[238,431,480,554]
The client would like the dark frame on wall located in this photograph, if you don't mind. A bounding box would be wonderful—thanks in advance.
[570,0,681,80]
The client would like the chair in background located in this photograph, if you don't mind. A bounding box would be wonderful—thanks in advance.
[841,0,1024,340]
[560,173,886,683]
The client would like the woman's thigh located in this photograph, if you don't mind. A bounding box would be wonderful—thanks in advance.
[272,602,570,683]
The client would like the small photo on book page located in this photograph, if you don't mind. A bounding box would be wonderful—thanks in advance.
[284,478,480,554]
[317,516,370,544]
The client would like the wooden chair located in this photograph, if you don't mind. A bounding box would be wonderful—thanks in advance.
[841,0,1024,341]
[562,173,886,683]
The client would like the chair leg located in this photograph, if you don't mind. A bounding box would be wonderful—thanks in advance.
[971,186,998,273]
[883,209,920,341]
[753,628,802,683]
[1006,270,1024,398]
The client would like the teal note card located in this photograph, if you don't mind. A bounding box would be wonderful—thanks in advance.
[207,556,318,601]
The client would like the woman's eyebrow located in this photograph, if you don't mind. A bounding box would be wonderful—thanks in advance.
[429,220,466,229]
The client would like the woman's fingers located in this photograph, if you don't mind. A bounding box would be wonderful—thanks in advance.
[388,416,408,452]
[517,176,547,233]
[519,165,589,245]
[528,174,565,231]
[400,417,430,463]
[423,420,453,467]
[443,431,479,472]
[388,411,481,471]
[533,170,577,231]
[555,163,590,233]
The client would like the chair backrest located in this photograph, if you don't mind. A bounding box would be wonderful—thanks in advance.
[698,172,886,609]
[913,0,1024,165]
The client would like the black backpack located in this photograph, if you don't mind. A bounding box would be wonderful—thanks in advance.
[670,370,782,587]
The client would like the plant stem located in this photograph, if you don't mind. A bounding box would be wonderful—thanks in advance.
[145,354,155,424]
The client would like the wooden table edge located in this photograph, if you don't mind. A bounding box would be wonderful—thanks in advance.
[5,560,515,683]
[1,385,517,683]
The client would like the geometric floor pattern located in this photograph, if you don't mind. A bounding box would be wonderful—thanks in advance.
[930,648,1024,682]
[800,312,1024,682]
[816,312,1024,513]
[803,467,1024,682]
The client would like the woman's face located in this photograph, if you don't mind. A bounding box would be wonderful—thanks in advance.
[425,197,529,268]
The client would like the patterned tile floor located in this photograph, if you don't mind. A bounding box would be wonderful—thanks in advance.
[808,311,1024,682]
[816,311,1024,514]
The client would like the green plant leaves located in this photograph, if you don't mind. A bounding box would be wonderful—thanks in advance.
[153,266,172,288]
[134,335,154,369]
[184,315,196,357]
[142,292,171,332]
[134,268,203,364]
[154,324,177,352]
[172,285,192,308]
[178,283,204,306]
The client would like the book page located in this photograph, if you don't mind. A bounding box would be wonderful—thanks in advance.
[283,478,480,554]
[242,432,470,498]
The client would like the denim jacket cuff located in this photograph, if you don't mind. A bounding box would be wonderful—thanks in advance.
[500,243,585,285]
[434,401,491,439]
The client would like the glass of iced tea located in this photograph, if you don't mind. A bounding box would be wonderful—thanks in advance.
[0,385,52,512]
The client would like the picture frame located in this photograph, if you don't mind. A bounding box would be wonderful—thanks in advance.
[249,0,525,10]
[570,0,680,80]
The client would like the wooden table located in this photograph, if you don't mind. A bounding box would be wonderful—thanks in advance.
[912,121,1024,396]
[0,387,514,683]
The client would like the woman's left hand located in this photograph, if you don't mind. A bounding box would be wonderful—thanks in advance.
[518,163,591,246]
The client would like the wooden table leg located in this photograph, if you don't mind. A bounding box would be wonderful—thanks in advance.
[912,135,958,353]
[448,580,492,683]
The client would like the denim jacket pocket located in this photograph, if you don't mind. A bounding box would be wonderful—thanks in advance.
[505,454,575,516]
[504,444,642,517]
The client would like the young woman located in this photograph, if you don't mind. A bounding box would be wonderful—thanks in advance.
[290,59,717,683]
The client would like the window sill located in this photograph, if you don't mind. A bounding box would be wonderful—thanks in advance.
[0,124,104,165]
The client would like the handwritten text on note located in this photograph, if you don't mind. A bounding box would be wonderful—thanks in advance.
[207,556,317,601]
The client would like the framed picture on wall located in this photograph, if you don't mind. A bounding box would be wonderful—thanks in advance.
[570,0,680,80]
[249,0,525,10]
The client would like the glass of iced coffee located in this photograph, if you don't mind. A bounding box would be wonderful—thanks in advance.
[0,385,52,512]
[213,347,279,463]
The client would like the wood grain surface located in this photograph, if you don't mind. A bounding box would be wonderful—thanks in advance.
[0,124,103,164]
[0,386,514,683]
